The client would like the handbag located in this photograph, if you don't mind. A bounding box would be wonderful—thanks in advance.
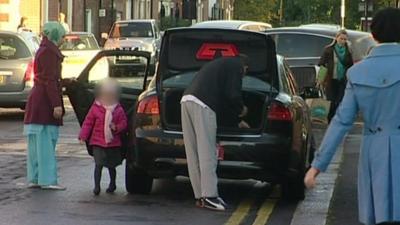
[317,66,328,84]
[306,89,331,124]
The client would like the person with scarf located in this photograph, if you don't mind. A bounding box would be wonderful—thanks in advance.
[79,79,127,195]
[318,29,354,122]
[24,22,66,190]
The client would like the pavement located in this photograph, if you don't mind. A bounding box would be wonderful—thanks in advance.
[0,100,363,225]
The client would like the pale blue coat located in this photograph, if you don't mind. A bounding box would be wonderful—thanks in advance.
[312,43,400,225]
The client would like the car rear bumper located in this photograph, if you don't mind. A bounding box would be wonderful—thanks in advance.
[134,128,296,182]
[0,88,30,108]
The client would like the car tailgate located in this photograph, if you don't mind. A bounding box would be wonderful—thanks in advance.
[158,28,277,83]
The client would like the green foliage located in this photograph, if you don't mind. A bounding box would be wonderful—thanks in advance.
[160,17,192,31]
[234,0,280,25]
[233,0,400,30]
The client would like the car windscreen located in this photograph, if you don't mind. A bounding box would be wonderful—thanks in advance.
[163,71,277,92]
[60,35,99,51]
[161,29,277,84]
[86,55,147,90]
[273,33,333,58]
[110,22,154,38]
[0,34,31,59]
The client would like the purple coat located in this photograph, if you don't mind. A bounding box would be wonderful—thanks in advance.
[24,37,64,126]
[79,103,127,148]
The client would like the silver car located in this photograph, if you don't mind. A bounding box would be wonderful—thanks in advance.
[102,19,161,76]
[0,31,39,109]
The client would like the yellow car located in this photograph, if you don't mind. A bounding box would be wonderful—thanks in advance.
[61,32,100,79]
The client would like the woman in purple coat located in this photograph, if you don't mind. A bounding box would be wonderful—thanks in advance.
[23,22,66,190]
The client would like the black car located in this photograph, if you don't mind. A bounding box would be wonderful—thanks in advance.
[128,28,315,200]
[264,26,376,90]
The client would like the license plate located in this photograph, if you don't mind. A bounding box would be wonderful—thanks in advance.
[65,58,85,64]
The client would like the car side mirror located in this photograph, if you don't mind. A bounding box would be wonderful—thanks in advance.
[301,86,320,99]
[101,33,109,39]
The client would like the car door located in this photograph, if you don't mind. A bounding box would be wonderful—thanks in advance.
[66,50,151,125]
[283,62,312,153]
[65,50,151,154]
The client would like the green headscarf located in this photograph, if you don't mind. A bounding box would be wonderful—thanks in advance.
[42,22,66,45]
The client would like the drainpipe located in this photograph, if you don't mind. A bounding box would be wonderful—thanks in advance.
[83,0,87,31]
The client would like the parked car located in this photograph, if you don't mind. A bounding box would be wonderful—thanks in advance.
[264,26,376,90]
[102,19,161,76]
[0,30,39,109]
[60,32,100,79]
[136,28,314,200]
[66,28,316,200]
[192,20,272,32]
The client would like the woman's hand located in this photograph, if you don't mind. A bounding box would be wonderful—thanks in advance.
[238,120,250,129]
[239,106,248,118]
[53,106,63,119]
[304,167,320,189]
[79,139,85,145]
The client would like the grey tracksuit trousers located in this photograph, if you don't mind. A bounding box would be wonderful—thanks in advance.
[181,101,219,199]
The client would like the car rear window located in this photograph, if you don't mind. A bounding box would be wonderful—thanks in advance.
[0,34,31,59]
[273,33,333,58]
[60,34,99,51]
[110,22,153,38]
[164,29,276,76]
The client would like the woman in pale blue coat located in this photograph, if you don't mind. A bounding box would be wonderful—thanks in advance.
[305,8,400,225]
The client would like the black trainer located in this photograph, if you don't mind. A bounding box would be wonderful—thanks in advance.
[106,184,116,193]
[93,187,100,196]
[203,197,227,211]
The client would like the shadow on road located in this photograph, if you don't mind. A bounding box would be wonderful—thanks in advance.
[0,109,25,121]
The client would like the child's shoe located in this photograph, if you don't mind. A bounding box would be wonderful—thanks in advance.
[106,184,116,193]
[93,186,100,195]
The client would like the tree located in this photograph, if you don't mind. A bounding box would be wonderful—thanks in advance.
[233,0,397,29]
[234,0,280,25]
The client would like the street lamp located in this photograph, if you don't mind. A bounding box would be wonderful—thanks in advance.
[341,0,345,28]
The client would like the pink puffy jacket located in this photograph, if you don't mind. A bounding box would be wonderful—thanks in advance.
[79,102,127,148]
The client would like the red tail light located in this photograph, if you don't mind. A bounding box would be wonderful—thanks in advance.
[196,43,239,60]
[267,102,292,121]
[24,59,35,82]
[137,95,159,115]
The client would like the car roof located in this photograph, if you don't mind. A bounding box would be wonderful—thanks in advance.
[191,20,272,29]
[66,32,95,36]
[115,19,155,24]
[265,26,370,39]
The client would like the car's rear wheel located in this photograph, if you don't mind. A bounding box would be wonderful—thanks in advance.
[125,163,153,194]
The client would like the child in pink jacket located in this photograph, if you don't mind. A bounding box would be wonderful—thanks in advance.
[79,79,127,195]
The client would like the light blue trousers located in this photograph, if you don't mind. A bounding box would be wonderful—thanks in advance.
[24,124,59,186]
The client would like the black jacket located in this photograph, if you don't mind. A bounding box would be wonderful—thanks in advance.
[184,57,244,125]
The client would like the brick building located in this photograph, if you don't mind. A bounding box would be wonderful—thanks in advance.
[0,0,233,39]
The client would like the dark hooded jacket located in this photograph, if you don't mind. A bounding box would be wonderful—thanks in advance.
[184,57,245,125]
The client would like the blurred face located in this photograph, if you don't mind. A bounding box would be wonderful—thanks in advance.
[336,34,348,46]
[99,91,118,105]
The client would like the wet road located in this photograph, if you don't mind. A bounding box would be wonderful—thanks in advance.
[0,102,361,225]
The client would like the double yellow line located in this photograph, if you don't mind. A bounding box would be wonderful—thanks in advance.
[224,186,280,225]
